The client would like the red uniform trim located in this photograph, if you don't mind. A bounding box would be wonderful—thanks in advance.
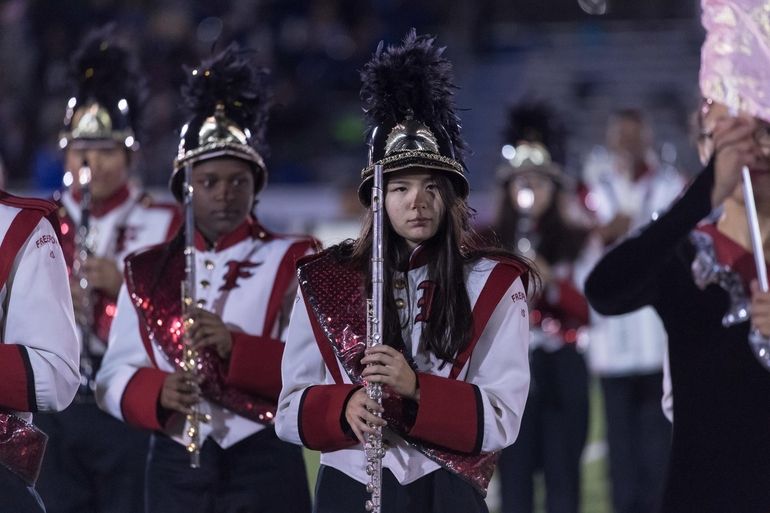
[557,279,590,325]
[697,224,770,290]
[194,217,272,252]
[120,367,169,431]
[71,184,131,218]
[450,262,522,379]
[304,299,344,385]
[408,373,482,454]
[225,332,284,401]
[0,191,57,214]
[0,345,33,412]
[0,209,48,289]
[262,239,315,337]
[298,384,360,451]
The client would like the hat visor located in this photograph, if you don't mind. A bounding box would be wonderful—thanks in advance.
[170,146,267,202]
[358,153,468,206]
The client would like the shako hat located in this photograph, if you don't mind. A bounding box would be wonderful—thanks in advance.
[60,24,145,151]
[170,43,271,202]
[358,30,469,205]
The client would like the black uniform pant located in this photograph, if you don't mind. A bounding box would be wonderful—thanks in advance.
[601,372,671,513]
[146,427,311,513]
[313,464,489,513]
[498,346,589,513]
[0,465,45,513]
[35,400,148,513]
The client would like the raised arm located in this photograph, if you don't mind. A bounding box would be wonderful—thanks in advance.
[584,162,714,315]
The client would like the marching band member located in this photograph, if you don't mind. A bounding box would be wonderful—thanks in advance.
[96,43,313,513]
[36,27,179,513]
[0,190,79,512]
[585,1,770,511]
[492,103,590,513]
[580,109,681,513]
[275,31,534,513]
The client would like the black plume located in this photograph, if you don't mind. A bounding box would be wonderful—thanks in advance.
[70,24,145,134]
[181,43,271,153]
[505,101,567,164]
[360,29,467,160]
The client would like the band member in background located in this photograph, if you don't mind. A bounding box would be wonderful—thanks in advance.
[585,1,770,511]
[275,31,534,513]
[492,103,590,513]
[96,43,313,513]
[0,190,80,512]
[579,108,682,513]
[35,26,179,513]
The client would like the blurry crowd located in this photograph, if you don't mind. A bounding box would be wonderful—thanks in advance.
[0,0,465,190]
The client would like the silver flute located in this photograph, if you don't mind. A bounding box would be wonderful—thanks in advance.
[741,164,770,368]
[180,161,203,468]
[364,163,385,512]
[741,166,769,292]
[72,161,97,395]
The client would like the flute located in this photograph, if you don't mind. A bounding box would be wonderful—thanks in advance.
[181,161,203,468]
[364,163,385,512]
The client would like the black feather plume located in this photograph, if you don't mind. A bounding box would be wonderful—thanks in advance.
[70,24,145,135]
[181,43,271,154]
[360,29,467,160]
[504,101,567,164]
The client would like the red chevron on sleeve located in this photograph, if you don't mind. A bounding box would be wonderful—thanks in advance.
[450,261,523,379]
[262,239,317,337]
[0,208,48,290]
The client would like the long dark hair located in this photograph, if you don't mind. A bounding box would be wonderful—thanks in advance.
[331,173,536,363]
[493,177,588,265]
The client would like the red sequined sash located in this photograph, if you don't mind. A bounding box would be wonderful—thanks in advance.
[125,245,276,424]
[0,413,47,486]
[298,252,498,495]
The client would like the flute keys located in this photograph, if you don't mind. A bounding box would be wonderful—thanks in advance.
[365,500,375,511]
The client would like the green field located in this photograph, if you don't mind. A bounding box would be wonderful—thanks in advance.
[301,379,611,513]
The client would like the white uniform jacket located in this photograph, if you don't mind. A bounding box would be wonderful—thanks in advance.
[0,192,80,418]
[55,184,180,344]
[96,218,315,449]
[275,247,531,488]
[580,150,685,376]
